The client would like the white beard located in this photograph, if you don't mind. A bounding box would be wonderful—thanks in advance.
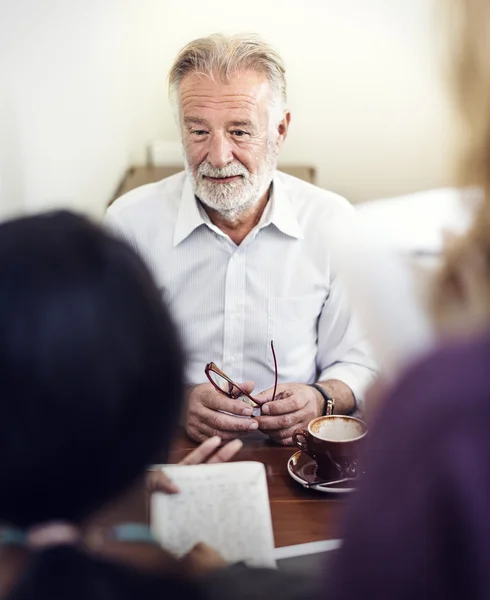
[186,144,278,222]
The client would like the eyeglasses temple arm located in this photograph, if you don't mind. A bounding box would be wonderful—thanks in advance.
[271,340,278,401]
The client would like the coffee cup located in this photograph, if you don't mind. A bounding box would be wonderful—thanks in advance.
[292,415,367,480]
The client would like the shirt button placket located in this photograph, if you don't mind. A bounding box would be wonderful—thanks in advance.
[222,250,246,381]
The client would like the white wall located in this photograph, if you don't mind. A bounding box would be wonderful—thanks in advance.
[0,0,453,219]
[0,0,136,220]
[129,0,453,202]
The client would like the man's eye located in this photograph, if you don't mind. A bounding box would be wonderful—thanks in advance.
[191,130,208,136]
[231,130,249,137]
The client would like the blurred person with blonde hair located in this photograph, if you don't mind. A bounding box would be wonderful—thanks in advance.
[432,0,490,332]
[106,34,377,446]
[321,1,490,598]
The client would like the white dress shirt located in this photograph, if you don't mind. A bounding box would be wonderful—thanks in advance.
[105,170,377,410]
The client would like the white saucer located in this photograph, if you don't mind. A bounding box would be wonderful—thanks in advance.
[287,451,356,495]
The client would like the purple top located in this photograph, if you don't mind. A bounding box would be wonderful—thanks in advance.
[328,332,490,599]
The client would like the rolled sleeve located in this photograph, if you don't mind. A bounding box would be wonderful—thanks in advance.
[316,273,378,413]
[319,347,377,413]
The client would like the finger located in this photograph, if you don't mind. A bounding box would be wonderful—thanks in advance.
[189,541,206,553]
[203,392,254,417]
[185,426,210,444]
[207,408,259,433]
[183,542,227,572]
[179,436,222,465]
[253,385,285,405]
[270,425,302,441]
[195,414,257,440]
[265,427,297,446]
[229,380,255,397]
[264,434,293,446]
[207,438,243,463]
[189,541,225,562]
[260,395,307,416]
[256,410,304,432]
[146,470,180,494]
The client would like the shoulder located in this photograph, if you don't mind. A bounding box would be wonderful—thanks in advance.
[106,171,187,227]
[370,333,490,461]
[390,333,490,415]
[328,337,490,599]
[275,170,354,219]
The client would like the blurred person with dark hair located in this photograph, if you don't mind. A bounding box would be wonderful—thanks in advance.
[0,212,312,600]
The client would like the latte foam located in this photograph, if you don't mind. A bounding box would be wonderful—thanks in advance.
[313,418,365,441]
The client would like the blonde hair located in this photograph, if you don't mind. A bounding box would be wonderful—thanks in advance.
[433,0,490,325]
[168,33,287,121]
[448,0,490,193]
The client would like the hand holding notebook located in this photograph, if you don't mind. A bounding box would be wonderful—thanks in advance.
[151,461,276,568]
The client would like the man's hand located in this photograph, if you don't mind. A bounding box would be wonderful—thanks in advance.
[186,382,259,443]
[254,383,323,446]
[147,436,243,494]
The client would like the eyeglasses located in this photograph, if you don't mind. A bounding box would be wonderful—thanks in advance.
[205,341,278,412]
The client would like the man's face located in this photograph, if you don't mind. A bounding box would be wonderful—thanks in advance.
[179,70,288,220]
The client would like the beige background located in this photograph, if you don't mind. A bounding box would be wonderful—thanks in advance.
[0,0,453,220]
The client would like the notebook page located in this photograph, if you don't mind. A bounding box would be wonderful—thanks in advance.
[151,461,276,568]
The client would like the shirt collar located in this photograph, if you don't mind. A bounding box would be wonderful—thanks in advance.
[173,171,304,247]
[173,176,206,247]
[265,174,304,240]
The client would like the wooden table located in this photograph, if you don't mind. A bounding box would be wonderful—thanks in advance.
[169,430,346,548]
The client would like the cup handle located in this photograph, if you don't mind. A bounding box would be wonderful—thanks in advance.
[292,429,309,454]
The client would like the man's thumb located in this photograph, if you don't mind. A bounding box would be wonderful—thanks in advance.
[238,380,255,395]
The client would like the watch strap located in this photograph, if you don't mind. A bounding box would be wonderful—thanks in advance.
[309,383,335,416]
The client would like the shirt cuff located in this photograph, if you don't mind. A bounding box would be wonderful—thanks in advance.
[318,363,377,416]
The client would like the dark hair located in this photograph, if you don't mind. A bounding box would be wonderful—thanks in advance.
[0,211,194,599]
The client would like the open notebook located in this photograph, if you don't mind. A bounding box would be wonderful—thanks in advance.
[151,461,276,568]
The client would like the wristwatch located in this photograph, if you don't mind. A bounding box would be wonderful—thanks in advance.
[309,383,335,416]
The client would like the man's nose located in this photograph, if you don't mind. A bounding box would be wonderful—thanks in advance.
[207,132,233,169]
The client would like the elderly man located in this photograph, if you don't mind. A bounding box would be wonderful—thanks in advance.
[106,33,377,445]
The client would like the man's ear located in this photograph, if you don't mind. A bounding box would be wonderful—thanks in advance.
[276,111,291,150]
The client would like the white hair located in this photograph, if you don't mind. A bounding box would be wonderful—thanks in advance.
[168,33,287,133]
